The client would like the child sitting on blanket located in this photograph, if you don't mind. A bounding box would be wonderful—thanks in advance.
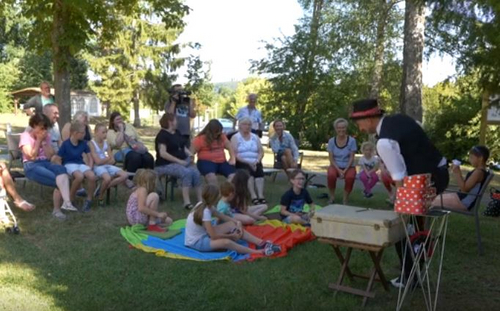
[126,169,172,232]
[280,169,316,225]
[58,120,97,212]
[89,123,133,207]
[185,184,280,255]
[216,181,237,220]
[229,169,268,225]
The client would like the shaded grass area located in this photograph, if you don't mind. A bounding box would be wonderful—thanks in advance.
[0,117,499,310]
[1,175,500,311]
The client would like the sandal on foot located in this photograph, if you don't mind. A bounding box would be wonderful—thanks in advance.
[15,200,35,211]
[184,203,194,210]
[258,198,267,204]
[251,198,260,205]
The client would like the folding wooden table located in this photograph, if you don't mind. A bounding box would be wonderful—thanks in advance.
[318,237,390,307]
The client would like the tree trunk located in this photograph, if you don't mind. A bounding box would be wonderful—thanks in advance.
[52,0,72,127]
[296,0,323,132]
[370,0,395,99]
[399,0,425,121]
[133,90,141,127]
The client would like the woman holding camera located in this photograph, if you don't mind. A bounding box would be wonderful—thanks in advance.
[165,84,197,146]
[107,112,154,173]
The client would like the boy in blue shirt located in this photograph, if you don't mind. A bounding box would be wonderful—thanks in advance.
[58,121,96,212]
[280,169,315,225]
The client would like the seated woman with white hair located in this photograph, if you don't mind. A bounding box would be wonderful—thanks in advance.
[231,117,267,204]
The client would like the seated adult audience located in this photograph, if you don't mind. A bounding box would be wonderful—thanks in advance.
[432,145,489,211]
[0,162,35,212]
[270,120,300,173]
[23,81,55,116]
[43,104,62,152]
[107,112,154,173]
[234,93,263,137]
[231,117,266,204]
[19,114,77,220]
[327,118,357,205]
[192,119,236,185]
[155,113,202,210]
[61,111,92,142]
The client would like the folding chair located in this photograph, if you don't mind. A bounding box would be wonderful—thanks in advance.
[432,170,494,255]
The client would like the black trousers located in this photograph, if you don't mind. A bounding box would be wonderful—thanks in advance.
[395,165,449,282]
[124,151,155,173]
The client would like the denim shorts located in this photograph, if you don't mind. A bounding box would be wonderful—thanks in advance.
[94,164,122,177]
[189,234,212,252]
[65,164,91,175]
[197,160,235,177]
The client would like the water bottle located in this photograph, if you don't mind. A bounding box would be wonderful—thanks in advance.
[6,123,11,134]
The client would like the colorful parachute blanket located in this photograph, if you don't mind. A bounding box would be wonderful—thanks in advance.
[121,220,315,262]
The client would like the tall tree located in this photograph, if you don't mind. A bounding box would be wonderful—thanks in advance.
[86,2,187,125]
[0,0,189,126]
[399,0,425,121]
[370,0,402,98]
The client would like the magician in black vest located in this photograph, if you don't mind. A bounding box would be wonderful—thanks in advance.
[350,98,449,194]
[350,98,450,288]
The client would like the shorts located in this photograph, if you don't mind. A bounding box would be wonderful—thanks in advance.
[188,234,213,252]
[197,160,236,177]
[282,213,309,224]
[276,150,285,161]
[94,164,122,177]
[235,161,264,178]
[65,164,91,175]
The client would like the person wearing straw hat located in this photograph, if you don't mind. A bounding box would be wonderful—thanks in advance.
[350,98,449,289]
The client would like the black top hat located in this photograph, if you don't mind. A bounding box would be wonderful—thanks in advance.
[349,99,385,119]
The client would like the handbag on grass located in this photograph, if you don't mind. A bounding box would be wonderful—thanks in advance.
[124,134,148,154]
[484,188,500,217]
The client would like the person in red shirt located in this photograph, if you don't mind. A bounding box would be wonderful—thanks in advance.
[191,119,236,185]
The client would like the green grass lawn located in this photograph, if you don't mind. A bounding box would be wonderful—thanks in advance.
[1,116,500,310]
[1,174,500,311]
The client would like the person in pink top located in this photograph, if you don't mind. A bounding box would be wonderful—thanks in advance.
[19,114,77,220]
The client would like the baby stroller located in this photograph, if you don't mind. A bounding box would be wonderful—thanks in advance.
[0,187,20,234]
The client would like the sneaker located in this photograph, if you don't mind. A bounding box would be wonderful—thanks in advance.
[390,276,406,289]
[61,201,78,212]
[82,200,92,213]
[76,188,87,198]
[264,244,278,256]
[94,184,101,198]
[52,210,67,220]
[257,240,271,250]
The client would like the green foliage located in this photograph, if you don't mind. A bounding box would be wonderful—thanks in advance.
[184,55,216,109]
[86,2,188,115]
[427,0,500,92]
[252,0,403,149]
[423,74,500,162]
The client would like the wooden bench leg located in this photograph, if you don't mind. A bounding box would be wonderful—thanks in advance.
[329,247,353,297]
[331,245,354,280]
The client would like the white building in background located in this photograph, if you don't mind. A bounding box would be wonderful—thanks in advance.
[70,90,101,117]
[12,87,101,118]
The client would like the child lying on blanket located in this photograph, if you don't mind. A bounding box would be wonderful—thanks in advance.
[185,184,280,255]
[229,169,267,225]
[126,169,172,232]
[280,169,316,225]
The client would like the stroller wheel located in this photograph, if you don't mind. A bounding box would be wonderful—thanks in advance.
[13,226,20,234]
